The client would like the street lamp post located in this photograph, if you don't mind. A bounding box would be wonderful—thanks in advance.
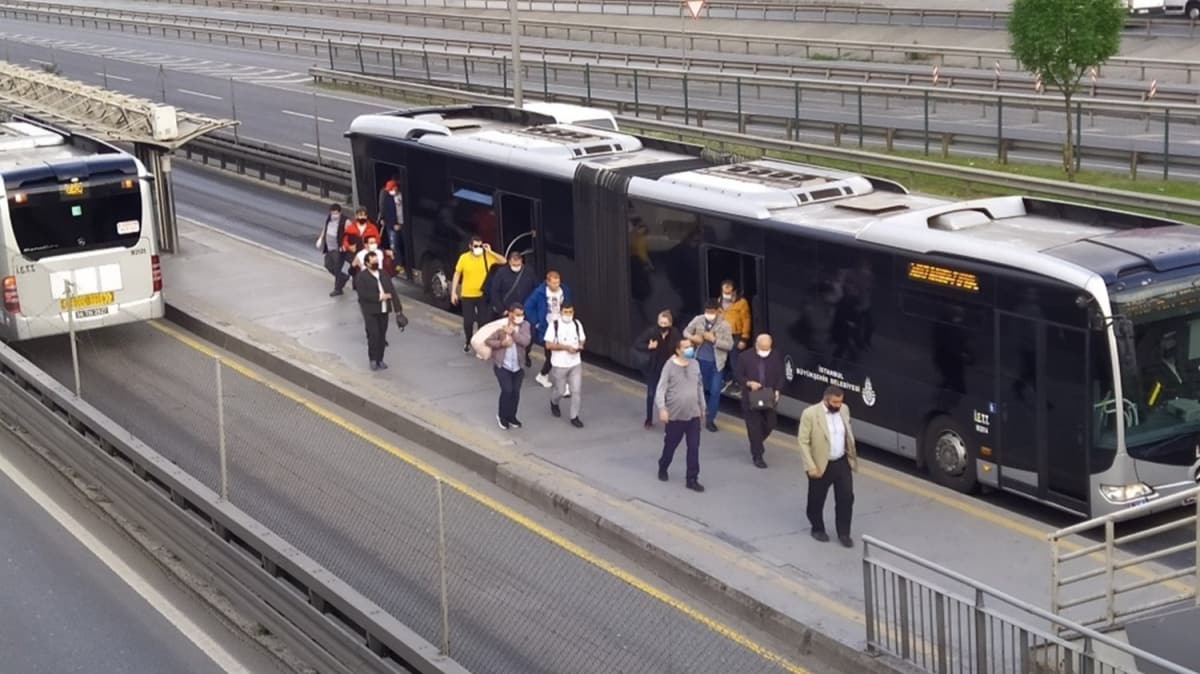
[509,0,523,106]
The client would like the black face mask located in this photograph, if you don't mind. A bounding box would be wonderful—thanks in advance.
[825,403,842,413]
[357,217,368,222]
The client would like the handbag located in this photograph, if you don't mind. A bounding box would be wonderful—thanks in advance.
[747,386,776,410]
[390,297,408,331]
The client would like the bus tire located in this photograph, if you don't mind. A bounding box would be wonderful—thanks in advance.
[422,257,451,309]
[922,415,979,494]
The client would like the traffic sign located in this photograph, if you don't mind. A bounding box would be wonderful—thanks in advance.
[685,0,705,18]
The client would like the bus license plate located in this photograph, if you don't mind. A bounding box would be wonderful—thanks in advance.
[74,306,111,319]
[60,291,114,311]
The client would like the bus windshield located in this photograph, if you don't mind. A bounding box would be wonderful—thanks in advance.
[1110,278,1200,465]
[7,176,142,260]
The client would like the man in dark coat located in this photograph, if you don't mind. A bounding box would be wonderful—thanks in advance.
[355,250,399,371]
[734,333,786,468]
[486,250,539,365]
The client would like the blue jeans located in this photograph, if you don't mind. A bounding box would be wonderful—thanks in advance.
[699,359,723,424]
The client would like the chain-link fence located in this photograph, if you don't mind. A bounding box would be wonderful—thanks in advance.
[21,323,803,674]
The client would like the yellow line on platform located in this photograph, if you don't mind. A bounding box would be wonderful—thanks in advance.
[148,320,812,674]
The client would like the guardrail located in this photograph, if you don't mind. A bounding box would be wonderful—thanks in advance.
[11,0,1200,94]
[0,341,470,674]
[185,133,352,201]
[1049,486,1200,633]
[863,536,1193,674]
[116,0,1200,87]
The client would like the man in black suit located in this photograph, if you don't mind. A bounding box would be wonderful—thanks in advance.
[735,333,785,468]
[356,250,399,371]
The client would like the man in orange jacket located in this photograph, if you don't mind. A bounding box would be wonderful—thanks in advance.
[720,279,752,393]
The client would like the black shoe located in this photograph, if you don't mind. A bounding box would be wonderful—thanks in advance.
[705,421,719,433]
[643,419,653,430]
[497,415,510,430]
[839,535,854,549]
[753,457,768,469]
[463,344,471,353]
[377,361,388,370]
[329,289,344,297]
[686,480,705,493]
[657,467,668,481]
[550,403,561,418]
[570,417,584,428]
[811,531,830,543]
[508,417,523,429]
[524,356,533,368]
[385,340,389,347]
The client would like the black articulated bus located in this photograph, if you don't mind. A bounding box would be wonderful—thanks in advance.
[347,104,1200,517]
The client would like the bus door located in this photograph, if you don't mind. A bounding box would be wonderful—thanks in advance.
[372,163,411,274]
[995,313,1090,510]
[497,192,540,270]
[704,246,764,334]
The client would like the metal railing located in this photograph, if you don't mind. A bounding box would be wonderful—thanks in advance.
[183,133,352,201]
[15,0,1200,91]
[863,536,1195,674]
[1049,486,1200,633]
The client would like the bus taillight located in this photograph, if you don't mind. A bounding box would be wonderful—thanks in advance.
[3,276,20,314]
[151,255,162,292]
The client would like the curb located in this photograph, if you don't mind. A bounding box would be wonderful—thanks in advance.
[165,302,912,674]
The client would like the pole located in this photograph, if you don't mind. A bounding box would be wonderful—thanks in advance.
[923,90,930,155]
[159,64,166,102]
[102,56,109,88]
[216,356,228,501]
[857,85,864,148]
[229,79,239,143]
[1163,108,1171,180]
[680,4,686,67]
[509,0,523,106]
[436,478,451,656]
[633,69,639,114]
[1075,101,1082,174]
[683,72,689,125]
[313,93,323,164]
[65,280,80,398]
[327,38,334,70]
[996,95,1004,162]
[793,81,800,141]
[585,63,592,104]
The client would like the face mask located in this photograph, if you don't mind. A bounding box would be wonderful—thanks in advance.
[367,243,378,252]
[357,217,367,222]
[513,316,525,325]
[826,403,841,413]
[722,293,733,300]
[561,314,574,322]
[471,246,483,256]
[682,347,695,359]
[510,264,522,272]
[658,321,670,329]
[704,313,717,322]
[756,349,770,358]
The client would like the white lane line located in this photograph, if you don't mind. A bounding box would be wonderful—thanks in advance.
[29,58,53,66]
[176,88,223,101]
[96,73,134,82]
[281,109,334,123]
[0,451,252,674]
[302,143,350,156]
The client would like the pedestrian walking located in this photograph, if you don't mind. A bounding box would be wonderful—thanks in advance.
[683,299,734,433]
[735,334,784,468]
[545,303,585,428]
[720,280,752,392]
[378,178,406,275]
[355,250,398,371]
[486,250,539,366]
[797,385,858,548]
[634,309,681,429]
[486,304,532,430]
[450,235,504,352]
[316,203,349,296]
[655,338,706,492]
[524,270,572,388]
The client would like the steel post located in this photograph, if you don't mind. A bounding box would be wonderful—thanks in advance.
[509,0,523,106]
[312,94,323,164]
[435,478,451,656]
[229,79,239,143]
[1164,108,1171,180]
[66,280,80,398]
[1075,101,1082,173]
[135,144,177,253]
[683,72,689,125]
[216,356,228,501]
[923,90,930,155]
[857,85,864,148]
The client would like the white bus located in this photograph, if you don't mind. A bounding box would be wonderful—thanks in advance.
[0,120,164,341]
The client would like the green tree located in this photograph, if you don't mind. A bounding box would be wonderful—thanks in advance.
[1008,0,1124,180]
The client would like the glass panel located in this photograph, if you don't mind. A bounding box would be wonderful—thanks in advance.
[9,177,142,259]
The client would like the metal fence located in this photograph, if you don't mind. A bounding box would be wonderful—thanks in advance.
[1049,487,1200,633]
[24,322,803,674]
[862,536,1194,674]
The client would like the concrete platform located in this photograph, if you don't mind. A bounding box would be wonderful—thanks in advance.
[159,217,1187,668]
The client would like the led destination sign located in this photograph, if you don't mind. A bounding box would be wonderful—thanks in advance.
[907,262,980,293]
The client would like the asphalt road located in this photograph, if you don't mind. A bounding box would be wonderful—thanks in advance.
[0,427,287,674]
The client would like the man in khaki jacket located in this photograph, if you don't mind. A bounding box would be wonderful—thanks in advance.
[797,385,858,547]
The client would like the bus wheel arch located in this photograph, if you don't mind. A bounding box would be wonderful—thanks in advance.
[420,255,451,309]
[921,415,980,494]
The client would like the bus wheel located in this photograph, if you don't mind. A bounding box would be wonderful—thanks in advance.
[922,416,979,494]
[422,258,450,309]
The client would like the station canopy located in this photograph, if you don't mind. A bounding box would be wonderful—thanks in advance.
[0,61,235,149]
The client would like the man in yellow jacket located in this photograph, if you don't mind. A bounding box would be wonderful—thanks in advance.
[720,280,752,392]
[797,385,858,548]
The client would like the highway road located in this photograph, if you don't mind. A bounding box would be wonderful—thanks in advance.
[0,426,288,674]
[2,13,1197,179]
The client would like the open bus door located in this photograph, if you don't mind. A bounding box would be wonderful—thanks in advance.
[497,192,541,272]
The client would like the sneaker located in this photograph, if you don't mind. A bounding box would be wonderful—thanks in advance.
[570,417,584,428]
[753,457,768,469]
[497,416,510,430]
[657,467,668,481]
[705,421,719,433]
[377,361,388,370]
[550,402,562,418]
[535,373,552,388]
[839,535,854,549]
[685,480,705,493]
[329,289,344,297]
[508,417,523,429]
[811,531,830,543]
[643,419,653,430]
[463,344,471,354]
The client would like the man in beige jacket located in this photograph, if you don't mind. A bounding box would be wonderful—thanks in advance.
[797,385,858,547]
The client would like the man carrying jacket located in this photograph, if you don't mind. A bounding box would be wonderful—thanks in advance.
[486,251,539,366]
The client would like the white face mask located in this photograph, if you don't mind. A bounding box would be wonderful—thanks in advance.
[512,316,525,325]
[367,243,378,251]
[722,293,733,300]
[704,313,717,322]
[510,264,522,272]
[756,349,771,358]
[471,246,483,256]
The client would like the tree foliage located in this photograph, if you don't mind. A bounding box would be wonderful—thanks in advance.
[1008,0,1124,178]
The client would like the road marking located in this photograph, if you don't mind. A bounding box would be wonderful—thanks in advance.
[177,88,223,101]
[302,143,350,156]
[148,320,811,674]
[280,109,334,124]
[29,58,53,66]
[0,450,252,674]
[95,73,133,82]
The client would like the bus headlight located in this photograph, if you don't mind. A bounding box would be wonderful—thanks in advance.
[1099,482,1157,504]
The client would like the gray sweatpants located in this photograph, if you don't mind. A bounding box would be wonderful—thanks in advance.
[550,364,582,419]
